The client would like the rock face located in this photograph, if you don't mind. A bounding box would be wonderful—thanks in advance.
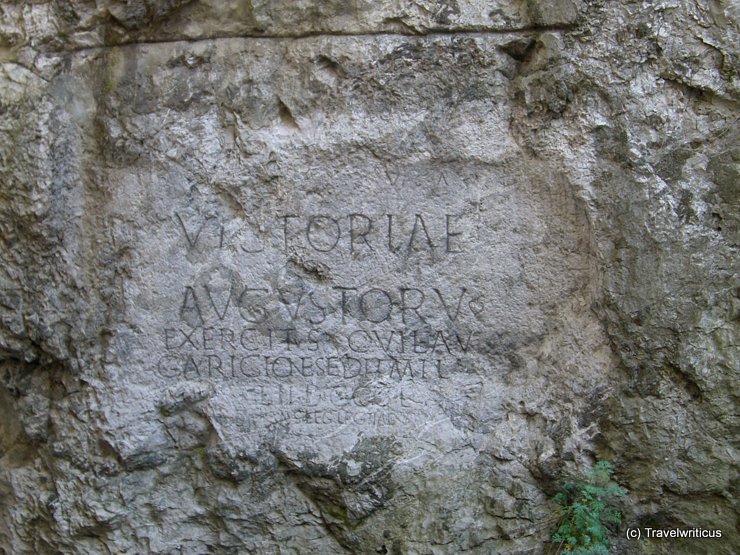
[0,1,737,554]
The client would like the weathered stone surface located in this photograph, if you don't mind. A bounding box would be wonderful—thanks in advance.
[0,1,737,554]
[1,0,582,53]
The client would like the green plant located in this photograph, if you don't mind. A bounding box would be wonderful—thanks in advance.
[548,460,626,555]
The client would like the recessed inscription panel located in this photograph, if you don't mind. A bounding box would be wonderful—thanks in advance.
[119,165,591,457]
[89,36,604,463]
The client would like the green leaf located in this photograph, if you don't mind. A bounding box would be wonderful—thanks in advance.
[547,460,626,555]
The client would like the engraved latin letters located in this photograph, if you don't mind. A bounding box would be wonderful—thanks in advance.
[177,211,466,255]
[162,192,485,433]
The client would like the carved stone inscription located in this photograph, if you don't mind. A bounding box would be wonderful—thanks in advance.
[91,36,598,447]
[123,156,590,442]
[146,181,494,431]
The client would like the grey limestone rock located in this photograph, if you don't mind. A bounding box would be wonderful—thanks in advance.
[0,1,737,554]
